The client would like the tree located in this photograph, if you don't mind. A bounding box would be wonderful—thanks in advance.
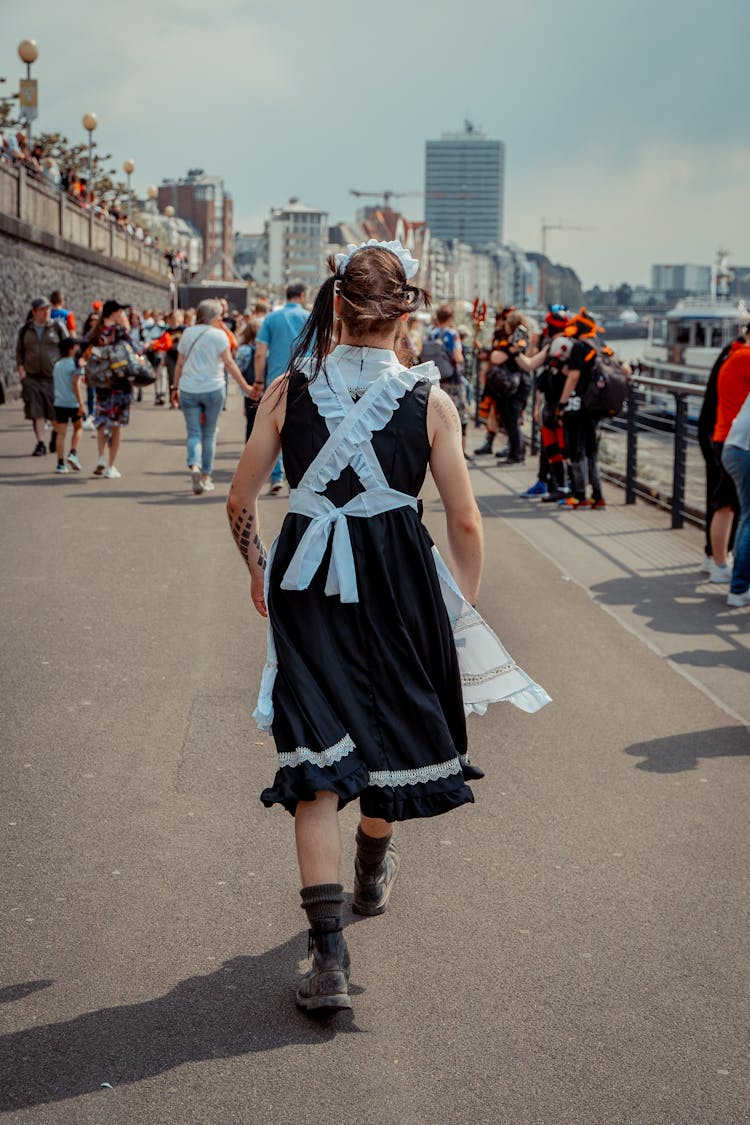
[36,131,127,202]
[615,283,633,307]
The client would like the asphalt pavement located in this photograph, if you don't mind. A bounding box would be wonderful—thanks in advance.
[1,393,748,1124]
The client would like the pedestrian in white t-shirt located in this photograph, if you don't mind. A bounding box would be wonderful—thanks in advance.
[173,299,254,494]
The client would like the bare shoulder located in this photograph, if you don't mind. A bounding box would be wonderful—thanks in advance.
[257,373,290,427]
[427,384,462,443]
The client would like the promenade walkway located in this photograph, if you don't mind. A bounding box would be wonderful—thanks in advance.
[1,396,748,1124]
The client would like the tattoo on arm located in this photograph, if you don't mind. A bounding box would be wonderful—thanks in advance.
[231,506,267,571]
[432,388,463,441]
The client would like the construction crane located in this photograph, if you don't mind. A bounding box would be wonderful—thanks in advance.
[350,189,421,209]
[540,217,593,305]
[541,217,592,258]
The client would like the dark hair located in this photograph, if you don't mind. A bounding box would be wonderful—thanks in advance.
[240,317,261,346]
[434,303,454,325]
[286,248,431,385]
[286,283,307,301]
[59,338,78,357]
[49,290,63,305]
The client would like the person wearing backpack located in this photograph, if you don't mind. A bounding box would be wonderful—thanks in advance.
[552,310,626,510]
[420,305,471,460]
[484,312,533,465]
[16,297,69,456]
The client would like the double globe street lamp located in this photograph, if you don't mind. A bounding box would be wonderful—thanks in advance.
[82,111,98,192]
[17,39,39,147]
[123,158,135,212]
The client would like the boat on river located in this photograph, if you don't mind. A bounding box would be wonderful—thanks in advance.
[642,251,749,376]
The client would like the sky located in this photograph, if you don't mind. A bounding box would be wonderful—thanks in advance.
[1,0,747,288]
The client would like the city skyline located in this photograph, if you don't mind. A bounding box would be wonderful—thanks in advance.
[1,0,746,289]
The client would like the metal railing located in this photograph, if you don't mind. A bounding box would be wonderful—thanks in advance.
[524,362,709,529]
[600,366,707,529]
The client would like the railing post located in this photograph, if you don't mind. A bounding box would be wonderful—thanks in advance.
[17,165,26,220]
[626,381,638,504]
[671,393,687,529]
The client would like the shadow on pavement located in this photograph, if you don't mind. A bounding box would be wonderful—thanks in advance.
[0,980,54,1004]
[669,647,750,673]
[0,932,363,1113]
[624,726,750,772]
[590,572,729,637]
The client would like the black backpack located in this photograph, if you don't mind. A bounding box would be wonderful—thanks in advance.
[582,341,630,418]
[420,329,459,383]
[485,363,521,398]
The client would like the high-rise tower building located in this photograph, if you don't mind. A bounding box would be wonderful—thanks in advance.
[424,122,505,248]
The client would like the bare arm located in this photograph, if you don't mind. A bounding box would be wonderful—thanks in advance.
[226,377,287,616]
[72,373,86,413]
[513,346,548,373]
[254,341,268,383]
[222,347,254,397]
[559,367,581,406]
[427,386,484,604]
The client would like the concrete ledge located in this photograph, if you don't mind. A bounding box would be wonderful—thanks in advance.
[0,211,171,286]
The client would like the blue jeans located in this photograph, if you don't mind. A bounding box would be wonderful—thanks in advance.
[722,444,750,594]
[180,388,225,475]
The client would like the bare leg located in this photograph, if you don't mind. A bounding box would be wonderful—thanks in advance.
[96,428,108,457]
[55,421,67,458]
[294,791,341,887]
[33,418,45,442]
[71,420,82,454]
[108,427,121,467]
[710,506,734,566]
[359,814,393,839]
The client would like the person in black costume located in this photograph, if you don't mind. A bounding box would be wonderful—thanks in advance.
[226,243,484,1013]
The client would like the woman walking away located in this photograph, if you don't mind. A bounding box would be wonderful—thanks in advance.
[87,300,134,479]
[172,299,255,494]
[227,241,550,1013]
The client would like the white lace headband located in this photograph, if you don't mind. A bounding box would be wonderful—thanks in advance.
[334,238,420,280]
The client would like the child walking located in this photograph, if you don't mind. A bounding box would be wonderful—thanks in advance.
[52,339,85,474]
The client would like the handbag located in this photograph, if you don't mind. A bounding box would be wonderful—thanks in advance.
[108,340,156,386]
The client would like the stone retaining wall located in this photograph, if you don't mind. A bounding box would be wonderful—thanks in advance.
[0,222,171,397]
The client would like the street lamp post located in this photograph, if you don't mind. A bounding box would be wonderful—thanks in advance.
[82,112,98,197]
[17,39,38,148]
[123,158,135,212]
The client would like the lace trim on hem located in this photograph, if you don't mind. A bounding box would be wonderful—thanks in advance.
[368,758,463,789]
[277,735,356,770]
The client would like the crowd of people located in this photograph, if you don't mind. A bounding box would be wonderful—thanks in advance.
[13,287,284,487]
[1,130,187,273]
[9,279,750,610]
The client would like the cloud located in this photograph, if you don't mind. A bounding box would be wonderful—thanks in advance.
[2,0,748,289]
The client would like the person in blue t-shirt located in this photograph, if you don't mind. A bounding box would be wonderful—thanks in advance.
[52,338,86,474]
[253,284,309,494]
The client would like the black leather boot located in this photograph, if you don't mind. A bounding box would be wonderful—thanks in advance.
[474,436,495,455]
[353,830,400,916]
[296,883,350,1012]
[296,919,351,1012]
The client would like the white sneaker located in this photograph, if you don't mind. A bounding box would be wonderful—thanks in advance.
[726,589,750,607]
[709,561,732,584]
[82,416,96,431]
[191,466,203,495]
[700,553,712,575]
[93,457,107,476]
[201,478,215,492]
[104,466,121,479]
